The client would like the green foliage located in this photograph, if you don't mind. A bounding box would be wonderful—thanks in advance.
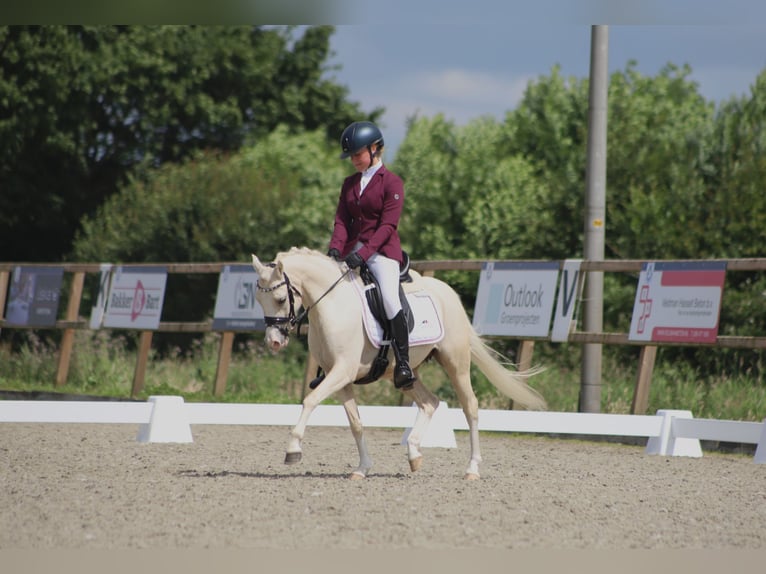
[701,69,766,259]
[605,63,714,259]
[71,126,344,264]
[1,331,763,421]
[5,52,766,411]
[393,61,766,382]
[69,127,347,334]
[0,25,373,262]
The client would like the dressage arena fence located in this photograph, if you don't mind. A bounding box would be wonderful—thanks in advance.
[1,395,764,463]
[1,257,766,461]
[2,257,766,406]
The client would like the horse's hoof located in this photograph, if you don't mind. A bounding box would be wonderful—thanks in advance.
[409,456,423,472]
[284,452,302,465]
[349,471,366,480]
[464,473,480,480]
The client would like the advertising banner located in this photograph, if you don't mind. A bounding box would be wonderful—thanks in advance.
[4,266,64,327]
[472,261,559,337]
[550,259,584,342]
[628,261,726,344]
[103,266,167,330]
[212,264,266,331]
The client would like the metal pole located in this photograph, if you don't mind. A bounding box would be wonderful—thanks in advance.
[579,25,608,413]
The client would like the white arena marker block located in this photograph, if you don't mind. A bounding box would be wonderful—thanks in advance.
[137,395,193,444]
[645,409,702,458]
[401,401,457,449]
[754,418,766,464]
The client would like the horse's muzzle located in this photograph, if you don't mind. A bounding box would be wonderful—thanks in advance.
[264,326,289,352]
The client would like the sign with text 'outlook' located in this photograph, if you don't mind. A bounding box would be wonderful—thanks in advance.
[472,261,559,338]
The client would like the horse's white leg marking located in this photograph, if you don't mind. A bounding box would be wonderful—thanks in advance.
[454,375,482,479]
[464,415,482,479]
[436,346,483,479]
[401,371,440,472]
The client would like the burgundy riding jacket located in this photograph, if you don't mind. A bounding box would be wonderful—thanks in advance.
[328,165,405,264]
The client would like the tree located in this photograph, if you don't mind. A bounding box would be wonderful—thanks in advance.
[70,127,349,327]
[71,127,346,264]
[605,62,713,260]
[0,25,377,262]
[702,69,766,260]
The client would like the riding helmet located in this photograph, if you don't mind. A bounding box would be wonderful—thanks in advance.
[339,121,384,159]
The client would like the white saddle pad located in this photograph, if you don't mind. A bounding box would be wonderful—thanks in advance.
[351,278,445,348]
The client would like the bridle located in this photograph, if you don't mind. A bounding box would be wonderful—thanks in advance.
[257,263,352,336]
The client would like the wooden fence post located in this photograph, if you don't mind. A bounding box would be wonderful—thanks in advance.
[131,331,154,398]
[631,345,657,414]
[55,271,85,387]
[0,270,8,324]
[213,331,234,397]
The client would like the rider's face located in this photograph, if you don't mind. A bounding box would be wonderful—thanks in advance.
[350,145,377,172]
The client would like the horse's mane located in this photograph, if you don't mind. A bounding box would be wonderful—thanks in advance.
[274,246,326,263]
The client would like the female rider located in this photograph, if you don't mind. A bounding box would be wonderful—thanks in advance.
[327,121,415,390]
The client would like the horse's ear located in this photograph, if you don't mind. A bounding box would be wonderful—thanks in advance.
[251,254,264,274]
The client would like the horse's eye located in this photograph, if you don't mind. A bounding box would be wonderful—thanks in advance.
[277,297,287,305]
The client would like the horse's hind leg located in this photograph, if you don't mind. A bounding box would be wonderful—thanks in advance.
[437,355,482,479]
[401,370,440,472]
[337,385,373,479]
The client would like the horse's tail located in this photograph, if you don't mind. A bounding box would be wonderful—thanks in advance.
[469,328,547,411]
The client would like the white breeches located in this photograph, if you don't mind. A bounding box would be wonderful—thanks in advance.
[355,243,402,320]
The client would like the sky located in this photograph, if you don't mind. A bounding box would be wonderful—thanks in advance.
[323,1,766,158]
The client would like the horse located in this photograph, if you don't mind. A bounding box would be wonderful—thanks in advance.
[251,247,546,480]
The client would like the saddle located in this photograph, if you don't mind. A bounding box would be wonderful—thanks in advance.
[310,251,415,389]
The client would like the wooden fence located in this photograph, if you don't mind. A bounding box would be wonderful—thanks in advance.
[1,258,765,413]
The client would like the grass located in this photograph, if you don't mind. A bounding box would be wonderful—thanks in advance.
[0,329,764,422]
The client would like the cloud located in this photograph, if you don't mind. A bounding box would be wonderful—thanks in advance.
[409,69,532,111]
[369,70,533,158]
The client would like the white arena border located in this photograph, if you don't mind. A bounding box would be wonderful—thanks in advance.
[0,395,764,463]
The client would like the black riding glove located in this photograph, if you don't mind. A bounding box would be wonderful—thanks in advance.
[327,248,341,261]
[344,252,364,269]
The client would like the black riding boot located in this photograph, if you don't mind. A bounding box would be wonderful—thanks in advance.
[309,367,325,390]
[390,310,416,390]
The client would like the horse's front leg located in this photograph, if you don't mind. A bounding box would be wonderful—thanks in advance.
[336,384,373,479]
[284,367,351,465]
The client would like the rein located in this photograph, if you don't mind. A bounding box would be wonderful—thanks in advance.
[258,264,353,336]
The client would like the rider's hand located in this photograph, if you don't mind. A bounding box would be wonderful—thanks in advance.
[344,252,364,269]
[327,248,341,261]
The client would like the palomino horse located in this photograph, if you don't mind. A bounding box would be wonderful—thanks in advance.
[251,247,546,479]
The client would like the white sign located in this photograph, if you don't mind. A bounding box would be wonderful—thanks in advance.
[212,265,266,331]
[89,263,113,329]
[472,261,559,338]
[628,261,726,343]
[550,259,584,342]
[103,266,167,330]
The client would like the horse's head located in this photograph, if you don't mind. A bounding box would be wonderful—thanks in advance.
[251,254,303,352]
